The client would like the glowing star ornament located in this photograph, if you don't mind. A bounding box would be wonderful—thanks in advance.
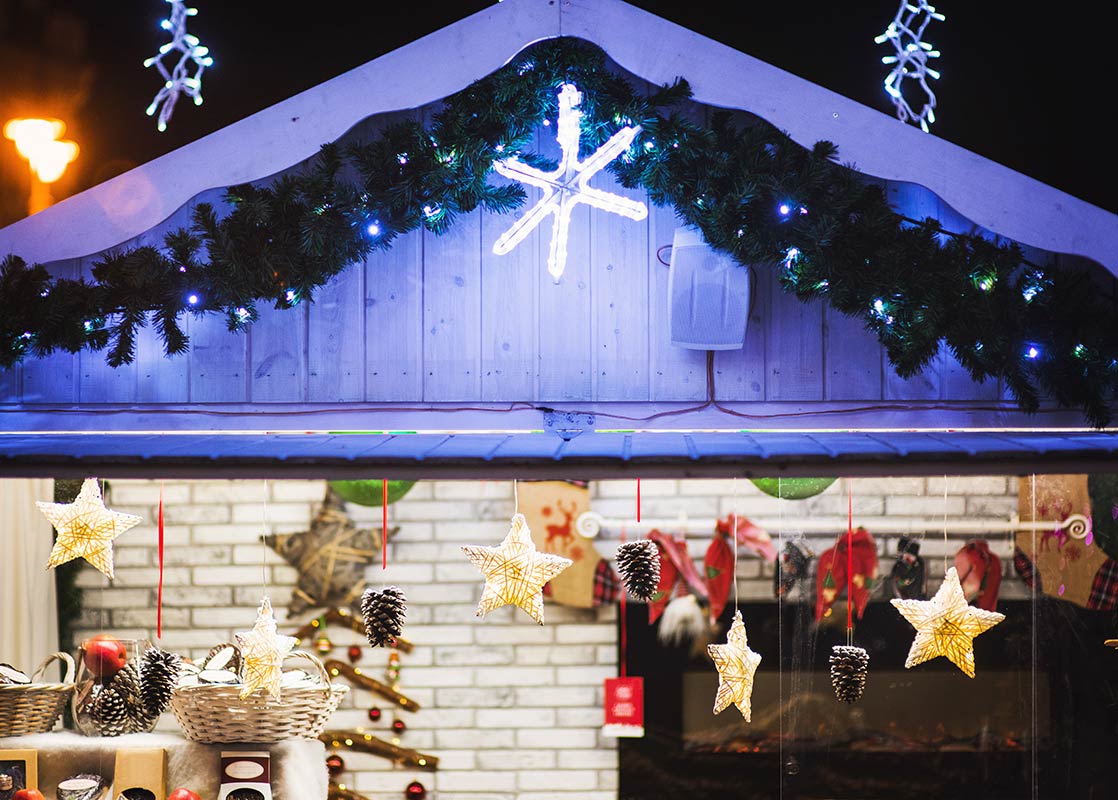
[462,513,573,624]
[37,478,143,580]
[707,610,762,721]
[875,0,945,132]
[234,597,298,699]
[144,0,214,132]
[492,83,648,282]
[891,566,1005,678]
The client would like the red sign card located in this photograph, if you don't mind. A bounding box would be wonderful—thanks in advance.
[602,676,644,737]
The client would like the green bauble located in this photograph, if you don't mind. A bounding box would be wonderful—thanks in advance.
[750,477,837,500]
[328,479,417,506]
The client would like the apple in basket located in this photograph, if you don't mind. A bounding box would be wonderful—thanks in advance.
[167,789,202,800]
[83,633,128,679]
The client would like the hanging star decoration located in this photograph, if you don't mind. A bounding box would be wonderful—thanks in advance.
[491,82,648,282]
[264,485,386,617]
[707,609,763,721]
[37,478,143,580]
[462,513,573,624]
[891,566,1005,678]
[235,596,298,699]
[874,0,945,132]
[143,0,214,132]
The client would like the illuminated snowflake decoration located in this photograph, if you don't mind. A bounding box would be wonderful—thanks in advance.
[492,83,648,282]
[874,1,945,132]
[143,0,214,132]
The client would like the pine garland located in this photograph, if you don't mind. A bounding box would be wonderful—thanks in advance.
[0,38,1114,424]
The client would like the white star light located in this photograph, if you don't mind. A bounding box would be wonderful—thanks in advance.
[492,83,648,282]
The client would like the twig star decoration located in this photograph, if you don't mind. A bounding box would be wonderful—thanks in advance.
[891,566,1005,678]
[707,610,762,721]
[37,478,143,579]
[462,513,573,624]
[235,597,298,699]
[264,485,384,616]
[874,0,945,132]
[491,82,648,282]
[144,0,214,131]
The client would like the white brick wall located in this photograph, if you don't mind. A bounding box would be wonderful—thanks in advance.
[70,475,1024,799]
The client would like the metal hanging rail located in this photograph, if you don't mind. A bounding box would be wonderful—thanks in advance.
[575,511,1091,539]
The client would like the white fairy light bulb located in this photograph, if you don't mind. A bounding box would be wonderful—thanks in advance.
[875,0,945,132]
[491,83,648,282]
[144,0,214,131]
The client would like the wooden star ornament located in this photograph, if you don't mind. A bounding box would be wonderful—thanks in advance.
[891,565,1005,678]
[37,478,143,579]
[264,485,386,616]
[462,513,573,624]
[707,609,763,721]
[235,596,298,699]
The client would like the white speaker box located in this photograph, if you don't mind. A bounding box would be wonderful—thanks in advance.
[667,227,751,350]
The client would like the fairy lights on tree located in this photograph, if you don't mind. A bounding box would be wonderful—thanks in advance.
[144,0,214,132]
[875,1,945,132]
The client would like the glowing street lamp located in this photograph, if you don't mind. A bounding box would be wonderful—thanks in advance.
[4,117,80,215]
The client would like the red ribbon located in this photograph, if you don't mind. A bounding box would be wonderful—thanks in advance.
[157,480,165,639]
[636,479,641,523]
[382,479,388,570]
[847,482,853,631]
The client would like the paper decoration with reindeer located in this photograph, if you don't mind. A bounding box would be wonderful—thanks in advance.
[1015,474,1107,609]
[518,480,619,609]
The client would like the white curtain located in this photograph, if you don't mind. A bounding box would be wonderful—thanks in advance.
[0,478,60,680]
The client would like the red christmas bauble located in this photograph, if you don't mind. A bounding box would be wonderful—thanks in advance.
[405,781,426,799]
[392,718,407,734]
[347,644,363,663]
[326,753,345,776]
[82,633,128,680]
[368,707,382,722]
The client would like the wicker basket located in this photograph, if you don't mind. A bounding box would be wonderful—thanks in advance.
[169,650,348,743]
[0,651,76,737]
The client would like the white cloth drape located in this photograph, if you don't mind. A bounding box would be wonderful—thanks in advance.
[0,478,59,680]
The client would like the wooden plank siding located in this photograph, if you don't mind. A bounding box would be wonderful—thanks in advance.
[1,110,1054,415]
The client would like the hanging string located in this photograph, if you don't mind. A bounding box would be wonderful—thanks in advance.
[943,475,949,575]
[619,522,628,679]
[1029,474,1039,800]
[157,480,165,639]
[261,479,269,594]
[382,479,389,570]
[636,478,641,523]
[847,480,854,644]
[514,479,519,514]
[732,478,739,611]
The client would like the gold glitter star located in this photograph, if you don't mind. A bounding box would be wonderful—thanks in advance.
[462,513,572,624]
[37,478,143,579]
[891,566,1005,678]
[235,597,298,698]
[707,609,762,721]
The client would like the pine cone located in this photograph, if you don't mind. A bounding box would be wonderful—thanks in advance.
[90,684,130,736]
[108,662,150,732]
[140,647,182,723]
[361,586,407,648]
[830,645,869,703]
[616,540,660,601]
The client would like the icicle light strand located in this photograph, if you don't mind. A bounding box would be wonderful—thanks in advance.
[144,0,214,132]
[875,0,945,132]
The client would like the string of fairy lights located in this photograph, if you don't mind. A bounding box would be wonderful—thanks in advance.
[875,0,945,132]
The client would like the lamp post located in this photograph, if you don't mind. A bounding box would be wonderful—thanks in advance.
[3,117,79,216]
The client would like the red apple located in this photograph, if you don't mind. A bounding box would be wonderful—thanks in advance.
[167,789,202,800]
[82,633,128,679]
[13,789,46,800]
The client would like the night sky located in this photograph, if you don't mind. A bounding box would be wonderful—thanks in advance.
[0,0,1114,230]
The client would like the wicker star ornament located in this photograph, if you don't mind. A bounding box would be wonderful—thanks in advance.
[37,478,143,579]
[891,566,1005,678]
[707,610,762,721]
[462,513,573,624]
[234,597,298,698]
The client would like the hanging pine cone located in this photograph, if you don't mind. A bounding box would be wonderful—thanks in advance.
[616,540,660,601]
[90,684,131,736]
[829,645,869,703]
[139,647,182,723]
[361,586,407,648]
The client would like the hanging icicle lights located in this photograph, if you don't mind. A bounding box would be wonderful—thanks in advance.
[144,0,214,132]
[875,1,945,133]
